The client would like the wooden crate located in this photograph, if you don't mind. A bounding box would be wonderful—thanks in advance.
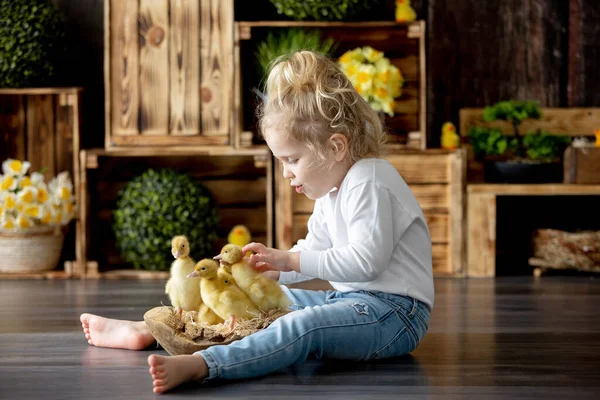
[76,147,272,279]
[0,88,82,279]
[274,149,467,277]
[564,146,600,184]
[459,108,600,182]
[104,0,236,150]
[236,21,427,149]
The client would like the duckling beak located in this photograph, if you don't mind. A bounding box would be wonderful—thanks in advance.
[172,251,181,259]
[187,271,199,278]
[213,254,222,260]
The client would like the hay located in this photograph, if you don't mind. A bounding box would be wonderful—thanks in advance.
[143,306,290,356]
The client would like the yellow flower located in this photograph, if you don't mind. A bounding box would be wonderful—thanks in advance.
[362,46,383,63]
[2,159,31,177]
[16,213,33,230]
[3,193,17,210]
[41,206,53,225]
[23,204,43,218]
[18,186,38,204]
[0,174,17,191]
[19,176,32,188]
[339,48,364,65]
[37,185,50,203]
[1,214,15,230]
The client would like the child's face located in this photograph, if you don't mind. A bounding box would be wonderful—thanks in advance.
[265,128,348,200]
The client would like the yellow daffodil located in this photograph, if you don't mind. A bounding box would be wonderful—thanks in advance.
[16,213,34,230]
[40,205,54,225]
[2,193,17,210]
[2,159,31,177]
[1,214,15,230]
[23,204,44,219]
[0,174,17,191]
[19,176,32,188]
[338,46,404,116]
[18,186,38,204]
[36,184,50,204]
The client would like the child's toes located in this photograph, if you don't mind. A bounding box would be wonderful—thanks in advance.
[153,378,166,387]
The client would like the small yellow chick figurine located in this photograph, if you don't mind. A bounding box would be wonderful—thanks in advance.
[215,244,292,312]
[595,129,600,147]
[395,0,417,22]
[441,122,460,150]
[165,236,201,317]
[188,258,260,332]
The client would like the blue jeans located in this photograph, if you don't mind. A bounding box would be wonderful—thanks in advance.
[197,286,431,382]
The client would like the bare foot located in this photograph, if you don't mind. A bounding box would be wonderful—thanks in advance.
[148,354,208,394]
[80,313,155,350]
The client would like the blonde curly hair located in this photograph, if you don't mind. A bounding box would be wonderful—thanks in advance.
[258,51,387,164]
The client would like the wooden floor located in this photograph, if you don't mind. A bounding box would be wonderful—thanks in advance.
[1,278,599,399]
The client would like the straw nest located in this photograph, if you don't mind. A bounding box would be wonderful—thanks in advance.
[143,306,290,356]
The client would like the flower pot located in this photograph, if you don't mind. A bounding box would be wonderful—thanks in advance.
[0,226,65,273]
[483,159,563,183]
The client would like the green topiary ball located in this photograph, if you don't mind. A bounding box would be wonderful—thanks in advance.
[113,169,220,272]
[269,0,375,21]
[0,0,67,87]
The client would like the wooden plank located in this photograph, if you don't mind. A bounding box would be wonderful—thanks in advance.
[567,0,583,106]
[432,243,450,275]
[27,95,55,180]
[233,22,242,148]
[0,95,26,163]
[563,147,600,184]
[0,88,82,95]
[385,153,451,183]
[468,184,600,195]
[200,0,233,136]
[139,0,169,135]
[77,150,89,277]
[449,149,466,276]
[96,145,269,158]
[425,213,449,244]
[169,0,200,135]
[467,192,496,277]
[292,214,310,244]
[460,108,600,137]
[411,184,449,211]
[109,0,139,136]
[293,194,315,214]
[109,134,229,147]
[275,161,294,250]
[54,98,72,176]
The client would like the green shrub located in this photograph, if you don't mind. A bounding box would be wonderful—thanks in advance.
[113,169,220,272]
[0,0,67,87]
[269,0,376,21]
[469,126,516,159]
[255,28,336,81]
[523,131,572,162]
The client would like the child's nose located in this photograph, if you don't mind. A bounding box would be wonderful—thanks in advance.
[282,165,294,179]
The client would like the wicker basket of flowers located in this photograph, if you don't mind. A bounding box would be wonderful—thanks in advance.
[0,159,75,273]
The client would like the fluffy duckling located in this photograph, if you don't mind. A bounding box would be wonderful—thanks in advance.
[188,258,260,331]
[215,244,291,312]
[165,236,201,317]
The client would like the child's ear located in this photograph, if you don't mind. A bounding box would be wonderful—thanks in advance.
[329,133,348,161]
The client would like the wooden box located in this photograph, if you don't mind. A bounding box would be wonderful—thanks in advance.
[274,149,467,277]
[76,148,272,279]
[0,88,82,279]
[563,146,600,184]
[236,21,427,149]
[104,0,236,150]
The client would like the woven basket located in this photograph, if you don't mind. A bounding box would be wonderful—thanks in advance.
[0,226,65,273]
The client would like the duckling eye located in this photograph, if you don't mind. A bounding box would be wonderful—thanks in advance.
[224,280,229,284]
[182,244,185,247]
[201,267,206,270]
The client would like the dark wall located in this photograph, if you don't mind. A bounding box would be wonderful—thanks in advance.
[50,0,599,149]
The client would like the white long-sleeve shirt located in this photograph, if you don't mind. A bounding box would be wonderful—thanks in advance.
[279,158,434,310]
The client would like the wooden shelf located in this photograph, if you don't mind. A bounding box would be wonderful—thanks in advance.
[468,184,600,195]
[0,87,83,95]
[237,20,424,40]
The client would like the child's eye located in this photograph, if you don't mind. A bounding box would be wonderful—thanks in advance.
[288,158,299,165]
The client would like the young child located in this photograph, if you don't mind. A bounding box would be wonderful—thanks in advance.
[80,50,434,394]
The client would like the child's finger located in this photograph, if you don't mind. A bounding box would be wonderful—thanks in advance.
[243,242,266,254]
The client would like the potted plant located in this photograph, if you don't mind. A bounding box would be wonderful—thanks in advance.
[0,159,75,273]
[268,0,380,21]
[469,100,572,183]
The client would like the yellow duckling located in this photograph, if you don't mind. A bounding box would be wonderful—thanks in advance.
[594,129,600,147]
[165,236,201,317]
[395,0,417,23]
[215,244,292,312]
[228,224,252,247]
[188,258,260,331]
[441,121,460,150]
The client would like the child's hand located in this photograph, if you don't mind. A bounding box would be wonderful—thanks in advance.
[242,242,300,274]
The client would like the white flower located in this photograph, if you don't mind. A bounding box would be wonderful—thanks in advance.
[1,192,18,210]
[15,213,34,230]
[17,186,38,204]
[23,204,44,219]
[0,174,18,191]
[36,183,50,204]
[0,213,16,230]
[2,159,31,177]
